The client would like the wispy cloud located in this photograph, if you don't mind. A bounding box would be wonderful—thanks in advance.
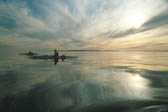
[0,0,168,50]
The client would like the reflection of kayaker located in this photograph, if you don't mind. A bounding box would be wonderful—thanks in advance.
[19,51,38,56]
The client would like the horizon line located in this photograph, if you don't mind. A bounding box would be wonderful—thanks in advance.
[58,50,168,52]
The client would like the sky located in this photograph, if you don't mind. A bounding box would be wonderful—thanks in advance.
[0,0,168,51]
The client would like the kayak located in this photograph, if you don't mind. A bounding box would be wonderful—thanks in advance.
[19,53,38,56]
[30,55,77,59]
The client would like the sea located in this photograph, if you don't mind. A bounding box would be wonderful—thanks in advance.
[0,51,168,112]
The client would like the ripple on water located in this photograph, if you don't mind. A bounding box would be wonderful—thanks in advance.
[136,105,168,112]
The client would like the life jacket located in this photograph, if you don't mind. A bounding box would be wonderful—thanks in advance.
[56,52,59,56]
[54,50,59,56]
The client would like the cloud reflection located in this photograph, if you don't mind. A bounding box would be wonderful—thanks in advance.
[0,51,168,112]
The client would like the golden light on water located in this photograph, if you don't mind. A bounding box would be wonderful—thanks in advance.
[133,54,142,60]
[128,73,148,89]
[130,74,148,89]
[127,73,151,98]
[131,74,142,82]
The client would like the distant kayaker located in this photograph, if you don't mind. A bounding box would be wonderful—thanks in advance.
[28,51,32,54]
[54,49,59,57]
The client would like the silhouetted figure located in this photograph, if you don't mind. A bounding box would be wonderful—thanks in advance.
[54,49,59,57]
[27,51,35,56]
[19,51,38,56]
[54,49,59,65]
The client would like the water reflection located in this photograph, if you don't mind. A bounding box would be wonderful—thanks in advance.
[0,52,168,112]
[53,57,76,65]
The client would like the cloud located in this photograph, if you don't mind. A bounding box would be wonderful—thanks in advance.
[0,0,168,50]
[142,11,168,31]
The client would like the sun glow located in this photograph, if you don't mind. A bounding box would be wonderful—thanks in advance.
[131,19,144,28]
[126,10,146,29]
[130,16,145,28]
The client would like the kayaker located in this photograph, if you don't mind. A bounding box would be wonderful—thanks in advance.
[54,49,59,57]
[28,51,33,55]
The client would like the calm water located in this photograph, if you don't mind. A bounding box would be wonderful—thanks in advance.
[0,51,168,112]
